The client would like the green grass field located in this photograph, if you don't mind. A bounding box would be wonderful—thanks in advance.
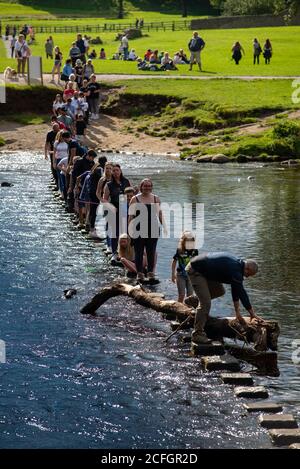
[117,78,296,112]
[1,26,300,76]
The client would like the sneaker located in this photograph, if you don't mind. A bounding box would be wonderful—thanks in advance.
[192,334,212,345]
[147,272,160,285]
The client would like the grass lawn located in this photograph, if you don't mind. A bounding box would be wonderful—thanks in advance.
[1,26,300,76]
[117,78,297,113]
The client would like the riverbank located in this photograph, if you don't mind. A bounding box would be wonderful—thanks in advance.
[0,79,299,162]
[0,116,180,154]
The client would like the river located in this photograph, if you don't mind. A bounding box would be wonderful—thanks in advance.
[0,151,299,449]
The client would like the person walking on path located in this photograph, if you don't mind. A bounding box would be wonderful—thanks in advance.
[263,39,272,65]
[87,74,101,120]
[15,34,30,76]
[10,36,17,58]
[253,38,262,65]
[231,41,245,65]
[188,31,205,72]
[186,252,262,345]
[69,42,81,67]
[51,46,62,85]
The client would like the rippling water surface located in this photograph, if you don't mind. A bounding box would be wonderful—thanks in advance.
[0,151,299,449]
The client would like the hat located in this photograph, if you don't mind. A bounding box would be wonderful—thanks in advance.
[76,59,82,65]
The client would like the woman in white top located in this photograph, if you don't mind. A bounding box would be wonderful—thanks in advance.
[52,94,64,116]
[53,131,69,197]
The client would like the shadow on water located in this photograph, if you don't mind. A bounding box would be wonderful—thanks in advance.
[0,151,299,448]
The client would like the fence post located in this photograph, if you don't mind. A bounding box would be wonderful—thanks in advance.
[172,21,175,31]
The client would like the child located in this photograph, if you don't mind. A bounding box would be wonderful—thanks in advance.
[118,233,148,277]
[171,231,198,303]
[75,113,87,143]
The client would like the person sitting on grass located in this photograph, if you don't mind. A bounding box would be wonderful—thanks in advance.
[179,48,189,64]
[88,49,97,59]
[99,48,106,59]
[173,52,186,65]
[144,49,152,61]
[160,52,177,71]
[128,49,138,61]
[149,50,160,64]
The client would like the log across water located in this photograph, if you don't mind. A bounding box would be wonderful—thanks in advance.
[81,283,280,352]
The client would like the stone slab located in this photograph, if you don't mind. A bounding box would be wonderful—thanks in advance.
[244,402,283,413]
[259,414,298,429]
[191,341,225,356]
[201,354,241,372]
[269,429,300,447]
[234,386,269,399]
[221,373,253,386]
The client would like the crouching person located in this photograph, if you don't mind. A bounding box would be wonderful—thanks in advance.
[186,252,260,345]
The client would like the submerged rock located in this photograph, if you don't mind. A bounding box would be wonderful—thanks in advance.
[64,289,77,299]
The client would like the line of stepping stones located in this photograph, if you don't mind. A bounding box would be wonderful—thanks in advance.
[50,180,300,449]
[191,339,300,448]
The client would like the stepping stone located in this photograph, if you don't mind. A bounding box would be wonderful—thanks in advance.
[171,321,192,331]
[289,443,300,449]
[192,341,225,356]
[201,354,241,372]
[259,414,298,429]
[234,386,269,399]
[269,429,300,447]
[244,402,283,413]
[221,373,253,386]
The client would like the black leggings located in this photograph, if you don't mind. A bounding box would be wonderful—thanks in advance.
[89,199,99,229]
[134,238,158,274]
[254,54,260,64]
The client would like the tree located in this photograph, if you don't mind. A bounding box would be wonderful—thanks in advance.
[117,0,124,19]
[182,0,188,17]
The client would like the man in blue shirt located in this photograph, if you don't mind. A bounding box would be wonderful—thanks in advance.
[186,252,260,344]
[188,31,205,72]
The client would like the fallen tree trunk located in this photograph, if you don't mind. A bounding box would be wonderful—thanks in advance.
[81,283,280,352]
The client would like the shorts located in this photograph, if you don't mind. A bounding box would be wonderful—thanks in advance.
[190,50,201,64]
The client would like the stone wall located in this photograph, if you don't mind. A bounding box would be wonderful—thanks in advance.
[191,13,300,30]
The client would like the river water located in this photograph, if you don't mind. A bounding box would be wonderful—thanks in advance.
[0,151,299,449]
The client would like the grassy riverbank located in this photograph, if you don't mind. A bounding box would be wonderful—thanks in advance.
[1,79,299,162]
[103,78,300,162]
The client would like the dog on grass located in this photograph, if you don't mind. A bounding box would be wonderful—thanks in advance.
[3,67,19,81]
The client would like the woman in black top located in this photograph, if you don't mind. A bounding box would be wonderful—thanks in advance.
[51,46,62,85]
[103,164,130,262]
[129,178,162,284]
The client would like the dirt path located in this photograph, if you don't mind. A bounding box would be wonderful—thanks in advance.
[0,115,180,155]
